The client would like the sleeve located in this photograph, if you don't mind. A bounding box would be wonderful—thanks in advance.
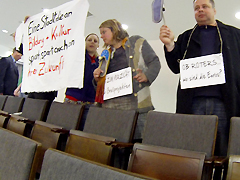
[0,58,9,93]
[141,39,161,84]
[164,32,187,74]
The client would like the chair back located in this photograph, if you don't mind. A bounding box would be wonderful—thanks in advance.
[39,148,155,180]
[46,102,84,130]
[6,98,49,136]
[226,155,240,180]
[84,107,138,143]
[30,120,66,173]
[143,111,218,158]
[65,130,116,165]
[0,95,8,110]
[0,127,41,180]
[21,98,49,122]
[3,96,25,114]
[228,117,240,155]
[128,143,206,180]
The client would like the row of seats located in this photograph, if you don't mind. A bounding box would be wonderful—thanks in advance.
[0,95,240,179]
[0,127,155,180]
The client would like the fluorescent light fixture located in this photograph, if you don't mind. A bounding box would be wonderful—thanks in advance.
[122,24,128,30]
[43,9,50,13]
[2,30,8,33]
[235,12,240,19]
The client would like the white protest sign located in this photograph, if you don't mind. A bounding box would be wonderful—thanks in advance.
[180,53,226,89]
[21,0,89,92]
[104,67,133,100]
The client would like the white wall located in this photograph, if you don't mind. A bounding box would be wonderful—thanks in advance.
[148,40,179,113]
[55,40,180,113]
[0,44,12,57]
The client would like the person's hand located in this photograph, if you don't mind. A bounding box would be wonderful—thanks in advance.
[93,68,104,82]
[159,25,175,52]
[14,89,20,97]
[133,69,148,83]
[14,83,21,97]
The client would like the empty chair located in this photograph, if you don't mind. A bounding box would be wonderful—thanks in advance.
[29,102,84,172]
[46,101,84,130]
[0,95,8,110]
[143,111,218,180]
[6,98,49,136]
[143,111,218,156]
[65,130,116,165]
[0,127,42,180]
[84,106,138,144]
[0,96,25,128]
[83,106,138,168]
[227,117,240,155]
[39,148,155,180]
[1,96,25,114]
[128,143,206,180]
[214,117,240,179]
[225,155,240,180]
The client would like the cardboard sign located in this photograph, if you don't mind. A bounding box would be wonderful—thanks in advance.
[19,0,89,92]
[104,67,133,100]
[180,53,226,89]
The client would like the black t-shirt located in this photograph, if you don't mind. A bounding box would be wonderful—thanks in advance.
[194,25,222,98]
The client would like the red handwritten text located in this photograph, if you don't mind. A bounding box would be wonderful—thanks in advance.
[28,68,38,76]
[51,25,71,40]
[39,55,64,76]
[29,36,44,51]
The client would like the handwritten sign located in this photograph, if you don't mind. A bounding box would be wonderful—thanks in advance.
[20,0,89,92]
[104,67,133,100]
[180,53,226,89]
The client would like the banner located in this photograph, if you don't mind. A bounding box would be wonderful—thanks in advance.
[20,0,89,92]
[180,53,226,89]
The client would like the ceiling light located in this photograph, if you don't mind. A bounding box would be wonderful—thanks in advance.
[122,24,128,30]
[43,9,50,13]
[2,30,8,33]
[235,12,240,19]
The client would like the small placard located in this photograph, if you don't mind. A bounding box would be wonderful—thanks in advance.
[104,67,133,100]
[180,53,226,89]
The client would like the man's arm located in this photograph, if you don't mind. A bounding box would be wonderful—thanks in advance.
[0,58,9,94]
[160,25,175,52]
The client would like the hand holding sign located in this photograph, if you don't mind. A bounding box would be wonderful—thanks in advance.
[133,68,148,83]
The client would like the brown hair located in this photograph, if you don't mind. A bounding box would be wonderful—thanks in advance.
[85,33,99,57]
[193,0,215,8]
[99,19,128,48]
[85,33,99,41]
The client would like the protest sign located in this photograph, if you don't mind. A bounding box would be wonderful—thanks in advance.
[180,53,226,89]
[20,0,89,92]
[104,67,133,100]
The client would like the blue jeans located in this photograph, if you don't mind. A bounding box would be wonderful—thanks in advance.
[192,97,229,156]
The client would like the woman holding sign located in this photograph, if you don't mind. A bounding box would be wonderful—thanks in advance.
[93,19,160,142]
[65,33,99,130]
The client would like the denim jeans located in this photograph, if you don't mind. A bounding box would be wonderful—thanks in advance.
[192,97,229,156]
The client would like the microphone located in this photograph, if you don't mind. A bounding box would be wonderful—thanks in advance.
[152,0,165,23]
